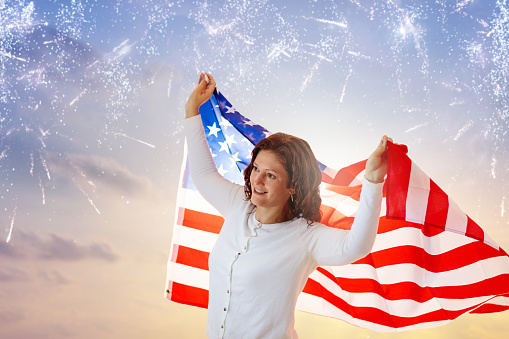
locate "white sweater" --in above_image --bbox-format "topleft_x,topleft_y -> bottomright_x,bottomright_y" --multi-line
184,115 -> 384,339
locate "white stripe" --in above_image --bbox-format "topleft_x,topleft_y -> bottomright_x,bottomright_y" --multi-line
296,293 -> 451,332
482,296 -> 509,307
445,197 -> 468,235
180,188 -> 221,216
167,262 -> 209,290
320,188 -> 360,217
406,162 -> 430,224
325,255 -> 509,287
380,197 -> 387,217
371,226 -> 477,255
307,269 -> 496,317
174,224 -> 218,252
482,232 -> 499,250
320,188 -> 387,218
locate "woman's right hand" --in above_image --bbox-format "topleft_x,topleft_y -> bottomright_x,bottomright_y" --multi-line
185,73 -> 216,118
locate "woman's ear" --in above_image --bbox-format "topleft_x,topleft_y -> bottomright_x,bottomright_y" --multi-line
289,188 -> 296,195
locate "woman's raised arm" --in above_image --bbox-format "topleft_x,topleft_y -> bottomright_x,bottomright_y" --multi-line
185,73 -> 216,119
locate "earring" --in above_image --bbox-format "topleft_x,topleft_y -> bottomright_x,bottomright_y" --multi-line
290,194 -> 294,202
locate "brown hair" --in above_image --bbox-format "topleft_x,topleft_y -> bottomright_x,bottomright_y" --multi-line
244,133 -> 322,224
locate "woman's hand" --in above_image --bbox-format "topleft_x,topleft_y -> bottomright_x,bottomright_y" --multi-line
364,135 -> 393,184
185,73 -> 216,119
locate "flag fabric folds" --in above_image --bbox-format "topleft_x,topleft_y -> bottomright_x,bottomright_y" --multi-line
165,90 -> 509,332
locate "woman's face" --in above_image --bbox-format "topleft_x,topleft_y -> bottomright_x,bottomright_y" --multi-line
249,150 -> 293,211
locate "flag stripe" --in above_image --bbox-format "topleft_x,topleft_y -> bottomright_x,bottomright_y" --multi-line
373,221 -> 477,253
170,281 -> 209,309
385,145 -> 411,221
358,241 -> 506,272
173,225 -> 218,252
169,262 -> 209,290
406,162 -> 430,225
424,180 -> 448,232
295,292 -> 451,332
181,208 -> 224,234
333,256 -> 509,287
179,188 -> 221,215
174,245 -> 210,271
309,268 -> 509,302
306,271 -> 507,315
472,304 -> 509,313
301,277 -> 480,329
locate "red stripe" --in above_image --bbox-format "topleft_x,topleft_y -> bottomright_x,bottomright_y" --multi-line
386,142 -> 412,220
322,184 -> 362,200
319,205 -> 353,230
302,278 -> 480,328
321,171 -> 334,184
316,262 -> 509,298
181,208 -> 224,234
471,304 -> 509,313
314,267 -> 434,303
377,217 -> 452,238
170,282 -> 209,309
423,180 -> 448,236
174,245 -> 210,271
355,240 -> 506,272
377,217 -> 420,234
313,266 -> 509,302
466,215 -> 485,243
331,160 -> 367,186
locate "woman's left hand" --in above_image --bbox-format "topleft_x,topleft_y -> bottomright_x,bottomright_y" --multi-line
364,135 -> 393,184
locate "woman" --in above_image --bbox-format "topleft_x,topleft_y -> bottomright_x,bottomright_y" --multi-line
184,73 -> 389,339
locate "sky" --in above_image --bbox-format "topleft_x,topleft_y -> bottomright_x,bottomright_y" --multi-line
0,0 -> 508,338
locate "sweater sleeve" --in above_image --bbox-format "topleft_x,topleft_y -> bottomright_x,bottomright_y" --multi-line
305,178 -> 384,266
183,115 -> 245,217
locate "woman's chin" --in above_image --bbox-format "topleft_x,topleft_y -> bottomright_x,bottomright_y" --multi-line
250,195 -> 265,207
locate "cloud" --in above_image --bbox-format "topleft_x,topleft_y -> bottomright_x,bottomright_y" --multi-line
0,230 -> 118,262
37,233 -> 117,262
0,241 -> 27,259
46,152 -> 155,197
38,270 -> 71,285
0,310 -> 25,324
0,266 -> 29,282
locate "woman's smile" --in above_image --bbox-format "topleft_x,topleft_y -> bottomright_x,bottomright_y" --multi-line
249,150 -> 294,222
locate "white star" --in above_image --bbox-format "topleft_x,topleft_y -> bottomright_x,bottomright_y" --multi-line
263,130 -> 273,138
242,119 -> 255,126
224,105 -> 236,114
207,122 -> 221,137
219,117 -> 233,130
224,134 -> 237,147
209,148 -> 217,158
245,152 -> 252,159
230,152 -> 241,167
218,140 -> 229,153
218,164 -> 228,176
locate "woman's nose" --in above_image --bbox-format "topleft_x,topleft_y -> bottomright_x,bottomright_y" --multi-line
253,171 -> 263,185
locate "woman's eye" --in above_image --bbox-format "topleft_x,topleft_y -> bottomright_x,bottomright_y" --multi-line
268,173 -> 275,179
253,166 -> 259,172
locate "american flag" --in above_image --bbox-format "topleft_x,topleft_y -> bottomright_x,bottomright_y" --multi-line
165,90 -> 509,331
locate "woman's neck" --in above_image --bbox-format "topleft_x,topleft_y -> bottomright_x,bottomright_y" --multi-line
254,204 -> 292,224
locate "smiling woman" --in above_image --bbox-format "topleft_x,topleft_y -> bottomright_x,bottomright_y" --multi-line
183,73 -> 389,339
244,134 -> 322,225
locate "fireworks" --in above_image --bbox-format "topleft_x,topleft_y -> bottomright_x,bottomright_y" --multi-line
1,0 -> 508,242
